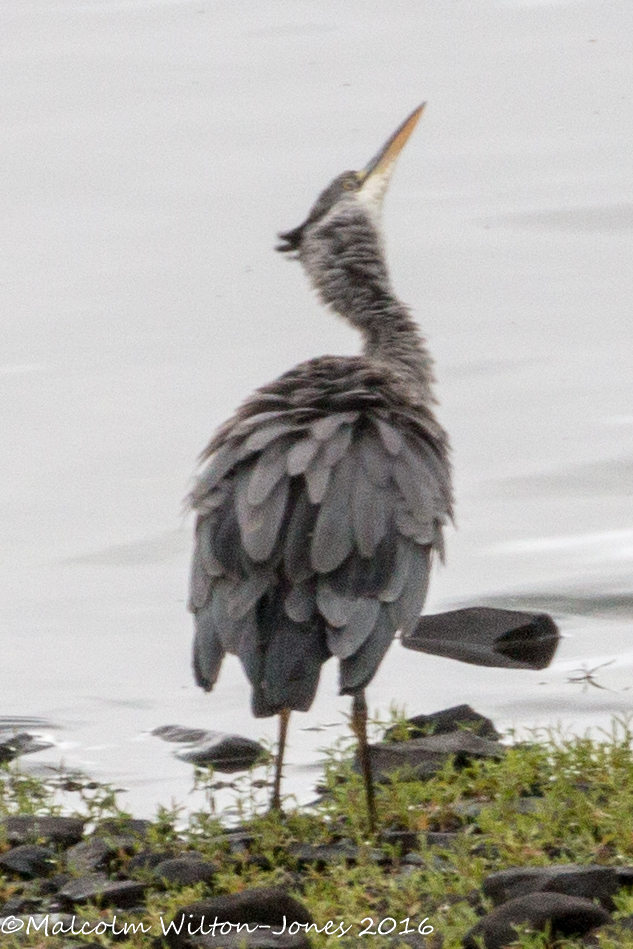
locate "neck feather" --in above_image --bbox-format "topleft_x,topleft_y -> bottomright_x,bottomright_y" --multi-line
301,202 -> 435,399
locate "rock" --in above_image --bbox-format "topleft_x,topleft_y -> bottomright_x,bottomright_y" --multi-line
364,731 -> 504,782
0,894 -> 42,915
288,841 -> 359,867
0,816 -> 85,848
0,913 -> 78,935
66,836 -> 135,874
174,733 -> 265,771
615,866 -> 633,886
402,607 -> 560,670
58,873 -> 146,908
387,706 -> 499,741
128,849 -> 176,874
0,844 -> 56,878
153,725 -> 211,743
223,830 -> 257,854
192,932 -> 309,947
426,832 -> 460,849
0,730 -> 53,762
482,864 -> 622,911
164,887 -> 313,949
581,914 -> 633,946
93,817 -> 152,839
380,830 -> 421,852
153,857 -> 217,886
463,892 -> 611,949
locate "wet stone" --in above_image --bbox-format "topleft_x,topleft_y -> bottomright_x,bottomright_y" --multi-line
153,725 -> 211,744
482,864 -> 622,911
93,817 -> 152,839
58,873 -> 147,908
365,731 -> 504,783
426,832 -> 460,849
0,894 -> 42,915
0,730 -> 53,763
164,887 -> 313,949
153,857 -> 217,886
175,733 -> 266,772
66,837 -> 124,874
0,844 -> 56,878
387,705 -> 499,741
288,842 -> 360,867
463,893 -> 611,949
1,815 -> 85,848
128,849 -> 176,874
380,829 -> 421,853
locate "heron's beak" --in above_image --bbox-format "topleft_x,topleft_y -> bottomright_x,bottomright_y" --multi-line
357,103 -> 425,206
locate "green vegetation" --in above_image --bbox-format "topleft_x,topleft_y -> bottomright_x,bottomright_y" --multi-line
3,717 -> 633,948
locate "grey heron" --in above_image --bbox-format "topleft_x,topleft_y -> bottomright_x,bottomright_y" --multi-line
188,105 -> 452,831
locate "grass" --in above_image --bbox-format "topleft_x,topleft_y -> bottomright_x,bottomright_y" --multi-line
3,717 -> 633,947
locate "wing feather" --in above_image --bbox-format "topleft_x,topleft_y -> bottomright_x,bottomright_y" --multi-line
339,607 -> 394,694
316,580 -> 358,628
327,599 -> 381,659
284,491 -> 317,583
247,438 -> 291,505
311,412 -> 359,440
287,436 -> 320,476
193,601 -> 226,691
239,475 -> 289,562
311,452 -> 355,573
373,418 -> 405,456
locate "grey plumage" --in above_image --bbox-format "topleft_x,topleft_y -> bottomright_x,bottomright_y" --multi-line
189,106 -> 452,803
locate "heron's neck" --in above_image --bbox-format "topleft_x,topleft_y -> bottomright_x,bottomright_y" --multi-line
305,207 -> 435,399
359,298 -> 435,397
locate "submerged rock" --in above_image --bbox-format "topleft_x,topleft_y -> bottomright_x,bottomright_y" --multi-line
153,725 -> 265,771
0,730 -> 53,762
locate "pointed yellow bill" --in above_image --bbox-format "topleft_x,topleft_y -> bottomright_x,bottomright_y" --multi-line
357,104 -> 425,207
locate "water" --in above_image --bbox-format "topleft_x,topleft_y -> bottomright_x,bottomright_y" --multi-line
1,0 -> 631,817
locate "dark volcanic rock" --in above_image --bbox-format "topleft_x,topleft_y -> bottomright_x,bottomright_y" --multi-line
58,873 -> 147,908
365,731 -> 503,782
0,844 -> 56,878
153,857 -> 217,886
1,816 -> 85,848
387,705 -> 499,742
463,892 -> 611,949
164,887 -> 313,949
482,864 -> 622,911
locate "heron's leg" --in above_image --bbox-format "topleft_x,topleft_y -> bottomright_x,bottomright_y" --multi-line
270,708 -> 291,812
351,691 -> 376,834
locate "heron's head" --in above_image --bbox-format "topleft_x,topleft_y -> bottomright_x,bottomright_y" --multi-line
276,104 -> 425,258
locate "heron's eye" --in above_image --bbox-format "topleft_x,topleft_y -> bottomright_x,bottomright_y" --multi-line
342,179 -> 356,191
